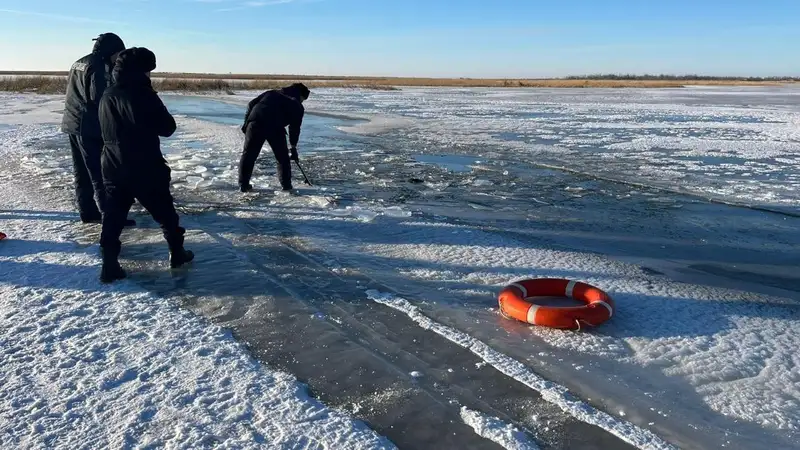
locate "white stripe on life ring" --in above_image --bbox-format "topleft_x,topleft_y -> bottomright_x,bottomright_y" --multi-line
526,304 -> 539,325
596,301 -> 614,318
511,282 -> 528,299
565,280 -> 578,298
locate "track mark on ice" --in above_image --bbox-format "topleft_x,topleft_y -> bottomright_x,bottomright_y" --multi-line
366,289 -> 677,450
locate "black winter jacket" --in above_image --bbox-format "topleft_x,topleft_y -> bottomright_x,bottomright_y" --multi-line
61,33 -> 126,138
99,48 -> 176,182
243,84 -> 307,147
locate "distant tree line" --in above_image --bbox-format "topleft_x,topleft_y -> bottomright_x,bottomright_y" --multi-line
565,74 -> 800,81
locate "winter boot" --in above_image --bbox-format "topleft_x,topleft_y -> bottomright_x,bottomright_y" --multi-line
166,227 -> 194,268
99,246 -> 126,283
170,248 -> 194,268
240,183 -> 253,193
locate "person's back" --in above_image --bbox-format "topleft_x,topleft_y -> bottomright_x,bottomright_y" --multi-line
61,53 -> 102,137
247,89 -> 305,129
62,33 -> 125,139
99,51 -> 176,181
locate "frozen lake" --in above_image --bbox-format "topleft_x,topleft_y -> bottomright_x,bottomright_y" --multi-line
2,87 -> 799,449
304,86 -> 800,215
159,90 -> 800,298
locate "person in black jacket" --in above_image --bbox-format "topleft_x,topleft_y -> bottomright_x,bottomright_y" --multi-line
61,32 -> 134,226
97,47 -> 194,283
238,83 -> 310,192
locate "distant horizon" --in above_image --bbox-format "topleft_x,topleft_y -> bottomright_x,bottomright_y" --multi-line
2,1 -> 799,77
1,70 -> 798,81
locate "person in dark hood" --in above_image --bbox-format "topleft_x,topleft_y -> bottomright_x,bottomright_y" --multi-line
97,47 -> 194,283
61,32 -> 135,226
238,83 -> 310,192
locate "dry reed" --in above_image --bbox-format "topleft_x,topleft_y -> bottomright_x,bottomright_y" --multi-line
1,73 -> 796,94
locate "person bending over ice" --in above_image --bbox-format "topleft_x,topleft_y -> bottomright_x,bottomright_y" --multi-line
97,47 -> 194,283
238,83 -> 310,193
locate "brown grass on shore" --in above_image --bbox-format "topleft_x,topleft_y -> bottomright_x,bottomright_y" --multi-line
3,70 -> 797,83
0,76 -> 401,94
0,76 -> 68,94
1,74 -> 797,94
349,78 -> 797,88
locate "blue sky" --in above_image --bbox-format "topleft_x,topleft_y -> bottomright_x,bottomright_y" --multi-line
1,0 -> 799,76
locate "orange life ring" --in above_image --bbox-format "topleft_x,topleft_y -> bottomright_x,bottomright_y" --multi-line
498,278 -> 614,330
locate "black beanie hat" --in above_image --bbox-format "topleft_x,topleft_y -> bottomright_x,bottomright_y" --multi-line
115,47 -> 157,73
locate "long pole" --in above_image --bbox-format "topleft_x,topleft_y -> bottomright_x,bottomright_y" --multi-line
295,160 -> 312,185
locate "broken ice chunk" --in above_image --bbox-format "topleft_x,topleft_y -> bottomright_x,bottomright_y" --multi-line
383,206 -> 412,218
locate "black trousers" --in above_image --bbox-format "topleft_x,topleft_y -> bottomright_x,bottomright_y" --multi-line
100,170 -> 184,256
238,123 -> 292,190
68,134 -> 106,219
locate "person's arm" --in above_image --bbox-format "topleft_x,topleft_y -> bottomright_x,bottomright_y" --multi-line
144,91 -> 177,137
288,103 -> 304,149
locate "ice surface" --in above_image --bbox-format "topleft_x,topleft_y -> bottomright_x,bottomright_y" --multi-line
300,86 -> 800,212
0,94 -> 64,126
329,205 -> 413,221
413,154 -> 477,173
179,110 -> 795,446
3,90 -> 800,449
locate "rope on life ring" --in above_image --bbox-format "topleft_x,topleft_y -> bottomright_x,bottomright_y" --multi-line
498,278 -> 614,330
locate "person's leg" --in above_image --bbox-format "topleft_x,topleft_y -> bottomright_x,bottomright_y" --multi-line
99,180 -> 134,283
76,136 -> 107,213
238,123 -> 267,191
69,134 -> 101,221
134,176 -> 194,268
79,136 -> 136,227
266,131 -> 292,190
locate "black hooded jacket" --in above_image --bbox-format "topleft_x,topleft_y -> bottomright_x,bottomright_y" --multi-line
99,47 -> 177,181
61,33 -> 126,138
243,83 -> 309,147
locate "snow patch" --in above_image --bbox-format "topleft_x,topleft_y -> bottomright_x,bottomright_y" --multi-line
460,407 -> 540,450
0,251 -> 394,449
0,143 -> 394,448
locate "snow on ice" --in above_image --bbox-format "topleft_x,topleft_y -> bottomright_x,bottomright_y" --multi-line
304,86 -> 800,211
0,257 -> 392,449
2,87 -> 800,449
0,93 -> 394,449
460,407 -> 541,450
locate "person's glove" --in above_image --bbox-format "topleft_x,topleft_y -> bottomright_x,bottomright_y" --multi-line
290,147 -> 299,162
